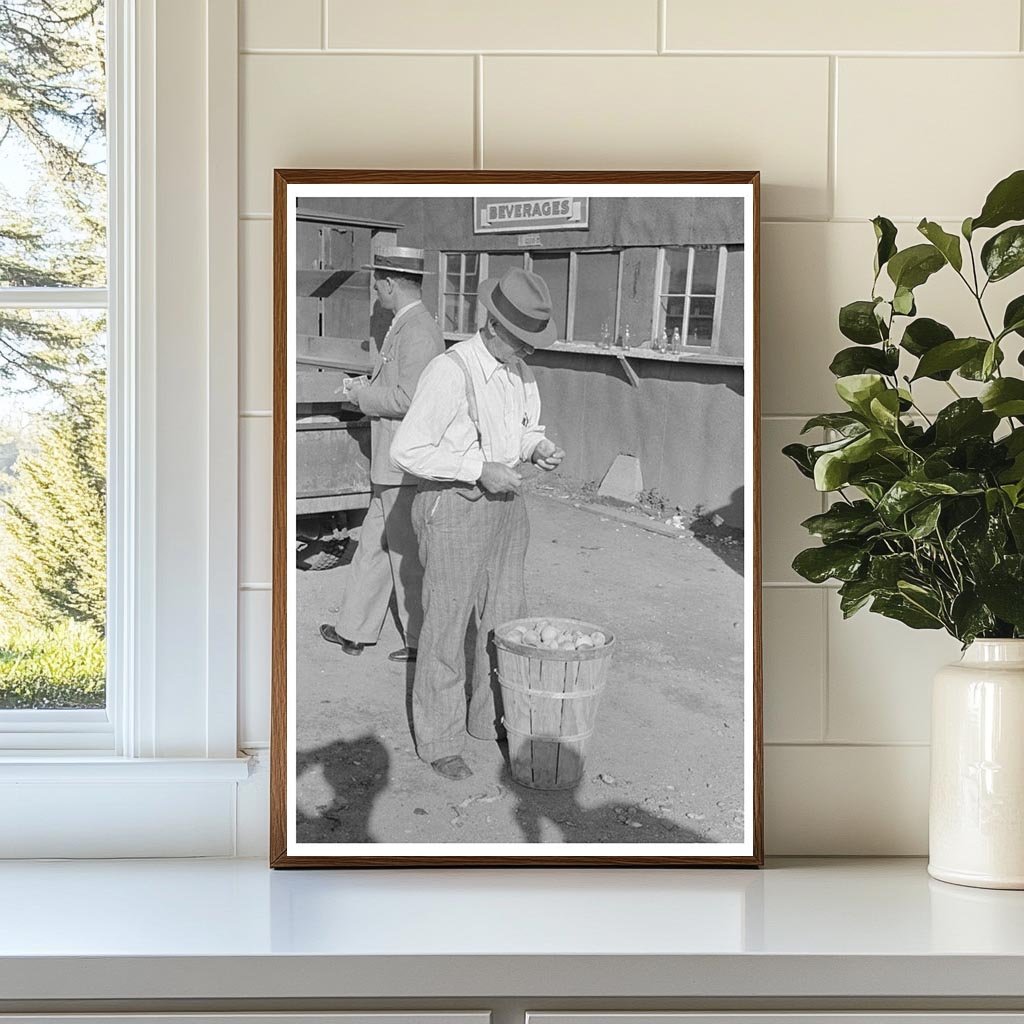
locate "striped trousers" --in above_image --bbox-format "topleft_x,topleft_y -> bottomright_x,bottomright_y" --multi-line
410,482 -> 529,764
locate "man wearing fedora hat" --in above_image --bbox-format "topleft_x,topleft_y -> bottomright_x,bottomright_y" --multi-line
320,245 -> 443,662
391,267 -> 566,780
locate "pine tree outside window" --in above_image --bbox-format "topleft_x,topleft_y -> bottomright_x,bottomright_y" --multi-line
0,2 -> 109,726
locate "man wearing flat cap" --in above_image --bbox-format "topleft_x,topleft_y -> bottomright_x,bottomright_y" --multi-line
320,246 -> 443,662
391,267 -> 566,780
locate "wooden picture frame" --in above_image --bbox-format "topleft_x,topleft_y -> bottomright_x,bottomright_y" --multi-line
271,170 -> 762,867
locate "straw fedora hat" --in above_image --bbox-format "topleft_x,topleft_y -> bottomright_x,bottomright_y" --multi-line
362,245 -> 427,277
478,267 -> 558,349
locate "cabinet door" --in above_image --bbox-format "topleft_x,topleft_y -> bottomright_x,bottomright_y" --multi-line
528,1016 -> 1024,1024
0,1015 -> 489,1024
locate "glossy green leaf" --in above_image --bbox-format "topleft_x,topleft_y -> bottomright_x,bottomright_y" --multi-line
900,317 -> 954,360
871,594 -> 943,630
814,450 -> 851,491
887,244 -> 946,291
908,500 -> 942,539
800,413 -> 866,435
782,442 -> 815,479
877,479 -> 958,523
971,168 -> 1024,232
959,344 -> 1004,381
979,378 -> 1024,418
1002,295 -> 1024,340
962,216 -> 974,241
976,576 -> 1024,629
933,399 -> 999,444
800,501 -> 879,543
892,286 -> 916,316
911,338 -> 987,381
829,345 -> 900,378
839,300 -> 887,345
792,542 -> 866,584
917,219 -> 963,272
835,373 -> 887,413
981,225 -> 1024,282
872,216 -> 898,277
950,593 -> 996,644
838,578 -> 883,617
982,341 -> 1001,381
868,389 -> 902,431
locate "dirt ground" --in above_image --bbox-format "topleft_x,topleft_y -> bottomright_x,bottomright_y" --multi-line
295,486 -> 746,846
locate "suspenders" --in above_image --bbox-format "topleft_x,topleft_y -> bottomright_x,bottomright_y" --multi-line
445,347 -> 482,445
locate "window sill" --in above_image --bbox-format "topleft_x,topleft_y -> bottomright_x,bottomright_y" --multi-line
441,333 -> 743,366
0,755 -> 252,782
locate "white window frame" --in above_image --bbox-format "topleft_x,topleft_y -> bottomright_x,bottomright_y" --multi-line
0,0 -> 248,857
654,244 -> 728,351
0,6 -> 123,752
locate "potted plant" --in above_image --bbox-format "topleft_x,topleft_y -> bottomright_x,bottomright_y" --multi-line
784,169 -> 1024,889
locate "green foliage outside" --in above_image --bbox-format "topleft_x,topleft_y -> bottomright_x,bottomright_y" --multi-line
784,170 -> 1024,645
0,620 -> 104,709
0,1 -> 107,707
0,379 -> 106,633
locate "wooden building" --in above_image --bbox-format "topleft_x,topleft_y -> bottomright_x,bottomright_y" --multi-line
296,196 -> 747,528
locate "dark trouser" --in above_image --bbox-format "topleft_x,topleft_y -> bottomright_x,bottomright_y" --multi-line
410,482 -> 529,764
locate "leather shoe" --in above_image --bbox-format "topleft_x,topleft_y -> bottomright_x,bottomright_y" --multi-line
430,755 -> 473,781
388,647 -> 417,663
319,624 -> 364,656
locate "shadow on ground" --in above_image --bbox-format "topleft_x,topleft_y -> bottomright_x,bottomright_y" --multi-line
499,743 -> 707,844
295,734 -> 390,844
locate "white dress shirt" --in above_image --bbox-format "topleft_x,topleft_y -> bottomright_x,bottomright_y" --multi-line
390,332 -> 547,484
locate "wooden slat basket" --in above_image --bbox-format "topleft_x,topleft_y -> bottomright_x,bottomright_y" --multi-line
494,617 -> 615,791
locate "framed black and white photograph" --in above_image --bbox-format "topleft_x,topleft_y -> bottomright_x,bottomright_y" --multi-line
271,171 -> 762,867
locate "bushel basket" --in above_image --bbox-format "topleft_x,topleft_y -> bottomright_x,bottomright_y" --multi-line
494,616 -> 615,791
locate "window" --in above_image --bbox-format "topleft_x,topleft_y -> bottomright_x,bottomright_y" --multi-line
439,250 -> 620,346
0,2 -> 108,716
572,250 -> 619,343
656,245 -> 726,349
529,252 -> 570,340
443,252 -> 480,334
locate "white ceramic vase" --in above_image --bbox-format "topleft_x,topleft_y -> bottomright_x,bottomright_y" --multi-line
929,639 -> 1024,889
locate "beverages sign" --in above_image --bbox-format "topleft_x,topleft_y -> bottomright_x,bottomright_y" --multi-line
474,197 -> 589,234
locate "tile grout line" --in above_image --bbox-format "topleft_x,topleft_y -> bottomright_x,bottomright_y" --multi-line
765,740 -> 931,748
237,47 -> 1024,57
321,0 -> 328,50
474,55 -> 484,169
820,587 -> 831,743
827,55 -> 838,221
658,0 -> 666,54
1021,0 -> 1024,52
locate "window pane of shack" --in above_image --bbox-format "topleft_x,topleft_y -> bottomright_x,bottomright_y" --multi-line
691,247 -> 720,295
445,253 -> 462,292
573,251 -> 618,342
530,252 -> 569,339
663,247 -> 690,294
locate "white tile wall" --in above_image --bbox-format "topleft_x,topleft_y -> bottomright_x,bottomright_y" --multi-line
240,219 -> 272,412
236,3 -> 1024,853
836,58 -> 1024,220
483,56 -> 831,220
665,0 -> 1021,53
326,0 -> 660,51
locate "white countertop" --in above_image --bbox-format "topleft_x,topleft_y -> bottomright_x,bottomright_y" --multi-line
1,857 -> 1023,1001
